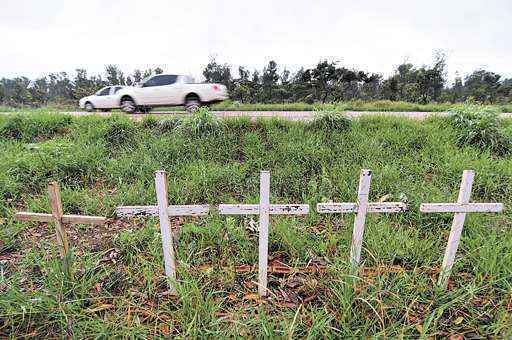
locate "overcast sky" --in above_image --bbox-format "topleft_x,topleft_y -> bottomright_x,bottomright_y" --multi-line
1,0 -> 510,82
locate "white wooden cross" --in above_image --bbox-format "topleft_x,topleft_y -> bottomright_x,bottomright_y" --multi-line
420,170 -> 504,288
116,170 -> 209,294
317,169 -> 407,269
15,181 -> 106,275
218,170 -> 309,297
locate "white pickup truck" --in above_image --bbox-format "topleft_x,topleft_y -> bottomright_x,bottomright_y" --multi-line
116,74 -> 228,113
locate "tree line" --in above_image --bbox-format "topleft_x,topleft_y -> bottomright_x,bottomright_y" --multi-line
1,54 -> 511,107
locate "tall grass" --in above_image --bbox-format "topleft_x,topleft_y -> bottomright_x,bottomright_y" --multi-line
0,113 -> 511,337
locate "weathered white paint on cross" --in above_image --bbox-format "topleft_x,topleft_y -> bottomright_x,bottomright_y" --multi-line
115,170 -> 209,294
420,170 -> 503,288
15,181 -> 106,275
317,169 -> 407,269
219,171 -> 309,297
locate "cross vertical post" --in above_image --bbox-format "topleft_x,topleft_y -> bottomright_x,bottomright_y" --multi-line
420,170 -> 504,288
350,169 -> 371,268
155,170 -> 177,294
47,181 -> 69,258
258,171 -> 270,297
439,170 -> 473,287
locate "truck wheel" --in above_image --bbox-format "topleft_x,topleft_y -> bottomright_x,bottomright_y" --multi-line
185,97 -> 200,113
121,98 -> 137,113
85,102 -> 94,112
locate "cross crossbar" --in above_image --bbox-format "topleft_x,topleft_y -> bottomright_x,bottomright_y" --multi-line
218,204 -> 309,215
420,203 -> 503,213
116,205 -> 210,217
16,212 -> 106,225
317,202 -> 407,213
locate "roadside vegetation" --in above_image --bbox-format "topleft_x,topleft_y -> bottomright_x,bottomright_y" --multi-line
2,54 -> 512,110
0,106 -> 511,337
1,100 -> 512,114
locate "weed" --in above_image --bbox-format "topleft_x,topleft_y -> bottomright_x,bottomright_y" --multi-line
100,115 -> 137,148
449,104 -> 511,156
308,109 -> 352,131
179,106 -> 224,136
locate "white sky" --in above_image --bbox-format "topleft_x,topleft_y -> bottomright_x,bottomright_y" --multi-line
1,0 -> 510,83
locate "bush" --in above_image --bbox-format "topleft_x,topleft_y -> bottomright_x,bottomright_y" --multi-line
308,110 -> 351,131
179,107 -> 223,136
449,104 -> 511,155
0,114 -> 72,141
156,118 -> 181,133
101,115 -> 137,148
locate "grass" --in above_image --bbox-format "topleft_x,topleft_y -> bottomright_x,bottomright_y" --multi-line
0,112 -> 511,337
2,100 -> 512,113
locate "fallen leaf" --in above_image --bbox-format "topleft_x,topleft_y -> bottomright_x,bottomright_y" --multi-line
302,294 -> 317,304
86,304 -> 114,313
243,293 -> 260,301
228,293 -> 237,301
161,324 -> 170,335
415,324 -> 423,333
378,194 -> 391,202
94,283 -> 102,293
454,316 -> 464,325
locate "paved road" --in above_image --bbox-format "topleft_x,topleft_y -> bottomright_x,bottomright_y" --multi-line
61,110 -> 512,121
1,110 -> 511,121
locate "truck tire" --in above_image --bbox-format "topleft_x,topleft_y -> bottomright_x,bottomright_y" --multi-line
185,96 -> 200,113
85,102 -> 94,112
121,97 -> 137,113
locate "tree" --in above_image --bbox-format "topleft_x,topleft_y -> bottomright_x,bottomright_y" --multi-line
262,60 -> 279,102
105,65 -> 124,85
464,69 -> 501,103
202,57 -> 233,90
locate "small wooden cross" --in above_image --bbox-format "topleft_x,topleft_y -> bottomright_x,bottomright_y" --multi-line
116,170 -> 209,294
420,170 -> 504,288
15,181 -> 106,275
317,169 -> 407,269
219,171 -> 309,297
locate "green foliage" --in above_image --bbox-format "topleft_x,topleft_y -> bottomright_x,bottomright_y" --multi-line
100,115 -> 137,148
179,107 -> 223,136
0,113 -> 72,141
1,113 -> 512,337
3,55 -> 512,108
308,110 -> 352,131
155,117 -> 181,133
449,104 -> 511,155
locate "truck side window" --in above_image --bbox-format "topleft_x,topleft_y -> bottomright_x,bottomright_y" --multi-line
98,87 -> 111,96
143,75 -> 177,87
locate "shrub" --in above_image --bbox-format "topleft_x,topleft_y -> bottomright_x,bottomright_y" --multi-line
139,116 -> 158,129
179,107 -> 223,136
101,115 -> 137,148
0,114 -> 72,141
308,109 -> 351,132
449,104 -> 511,155
156,118 -> 181,133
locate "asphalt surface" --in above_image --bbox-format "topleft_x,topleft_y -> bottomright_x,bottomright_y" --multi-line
1,110 -> 511,121
61,110 -> 512,121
